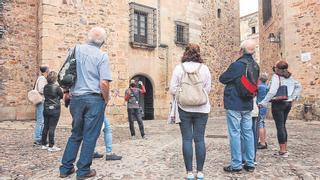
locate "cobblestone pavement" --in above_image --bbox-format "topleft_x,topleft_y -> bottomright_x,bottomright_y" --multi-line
0,117 -> 320,180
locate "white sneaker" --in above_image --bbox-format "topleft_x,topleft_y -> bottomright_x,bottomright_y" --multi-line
197,171 -> 204,179
48,146 -> 61,152
273,151 -> 289,158
187,172 -> 195,180
41,145 -> 49,150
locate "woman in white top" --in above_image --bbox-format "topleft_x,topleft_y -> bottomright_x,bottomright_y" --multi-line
259,60 -> 301,158
169,44 -> 211,180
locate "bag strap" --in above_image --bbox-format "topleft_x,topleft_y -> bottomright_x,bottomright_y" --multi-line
181,63 -> 202,74
34,76 -> 40,91
278,75 -> 281,86
70,45 -> 77,59
48,98 -> 59,105
129,88 -> 139,102
196,64 -> 202,73
181,63 -> 187,73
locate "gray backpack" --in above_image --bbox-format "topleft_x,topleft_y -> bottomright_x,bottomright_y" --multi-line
177,64 -> 208,106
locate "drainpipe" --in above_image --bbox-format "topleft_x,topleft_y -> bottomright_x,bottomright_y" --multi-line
159,44 -> 169,90
158,0 -> 169,90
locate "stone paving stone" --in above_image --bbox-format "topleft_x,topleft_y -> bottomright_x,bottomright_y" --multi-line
0,118 -> 320,179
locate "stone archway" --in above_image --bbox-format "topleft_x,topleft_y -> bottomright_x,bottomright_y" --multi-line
130,75 -> 154,120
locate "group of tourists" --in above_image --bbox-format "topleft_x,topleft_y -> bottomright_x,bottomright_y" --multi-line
30,27 -> 301,179
169,39 -> 301,179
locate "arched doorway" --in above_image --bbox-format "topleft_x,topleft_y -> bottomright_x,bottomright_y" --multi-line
130,75 -> 154,120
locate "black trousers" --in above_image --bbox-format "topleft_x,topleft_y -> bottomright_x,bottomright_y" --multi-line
128,108 -> 145,137
271,101 -> 292,144
41,109 -> 60,147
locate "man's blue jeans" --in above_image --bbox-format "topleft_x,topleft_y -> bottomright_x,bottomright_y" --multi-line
242,117 -> 258,162
59,95 -> 105,177
34,102 -> 44,142
178,108 -> 208,172
103,116 -> 112,153
226,109 -> 255,169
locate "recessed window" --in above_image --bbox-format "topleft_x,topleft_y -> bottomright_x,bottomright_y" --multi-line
134,11 -> 148,44
251,26 -> 256,34
262,0 -> 272,24
175,21 -> 189,45
217,9 -> 221,18
129,3 -> 157,49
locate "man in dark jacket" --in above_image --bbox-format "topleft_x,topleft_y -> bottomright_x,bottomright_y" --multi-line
219,39 -> 259,173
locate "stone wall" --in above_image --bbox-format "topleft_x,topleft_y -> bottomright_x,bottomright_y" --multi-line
38,0 -> 240,122
0,0 -> 39,120
240,12 -> 260,62
200,0 -> 240,116
0,0 -> 240,122
259,0 -> 320,120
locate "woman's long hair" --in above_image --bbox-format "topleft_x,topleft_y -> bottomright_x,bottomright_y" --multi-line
181,44 -> 203,63
273,60 -> 291,78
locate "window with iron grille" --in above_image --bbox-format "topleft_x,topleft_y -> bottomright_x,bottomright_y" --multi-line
134,11 -> 148,44
129,3 -> 157,49
175,21 -> 189,45
262,0 -> 272,25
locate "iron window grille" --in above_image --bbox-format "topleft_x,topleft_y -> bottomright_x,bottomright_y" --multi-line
262,0 -> 272,25
129,2 -> 157,49
175,21 -> 189,45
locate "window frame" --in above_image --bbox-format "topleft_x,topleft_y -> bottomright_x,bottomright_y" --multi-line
251,26 -> 256,34
262,0 -> 272,25
134,11 -> 148,44
174,21 -> 189,46
129,2 -> 157,49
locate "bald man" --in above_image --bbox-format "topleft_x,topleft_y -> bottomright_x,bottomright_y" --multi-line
219,39 -> 260,173
59,27 -> 112,179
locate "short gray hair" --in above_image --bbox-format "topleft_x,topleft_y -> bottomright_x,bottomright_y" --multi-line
87,27 -> 107,46
259,72 -> 268,83
240,39 -> 256,55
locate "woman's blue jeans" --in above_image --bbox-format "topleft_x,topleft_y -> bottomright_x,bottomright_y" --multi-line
178,108 -> 208,172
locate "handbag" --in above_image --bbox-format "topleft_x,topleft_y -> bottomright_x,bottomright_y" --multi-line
270,75 -> 288,102
167,96 -> 181,124
27,77 -> 43,105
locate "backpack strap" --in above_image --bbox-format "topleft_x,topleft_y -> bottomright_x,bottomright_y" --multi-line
196,64 -> 202,73
181,63 -> 202,73
129,88 -> 139,102
181,63 -> 187,73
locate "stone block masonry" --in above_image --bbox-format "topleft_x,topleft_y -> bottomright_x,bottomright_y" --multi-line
0,0 -> 240,122
0,0 -> 39,121
259,0 -> 320,120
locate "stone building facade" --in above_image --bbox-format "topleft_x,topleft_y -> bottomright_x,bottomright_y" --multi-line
240,12 -> 260,63
259,0 -> 320,120
0,0 -> 240,122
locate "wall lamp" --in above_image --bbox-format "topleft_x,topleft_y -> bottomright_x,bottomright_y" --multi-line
268,32 -> 281,43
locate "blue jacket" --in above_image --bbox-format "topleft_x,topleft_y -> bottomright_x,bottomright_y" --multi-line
219,54 -> 256,111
